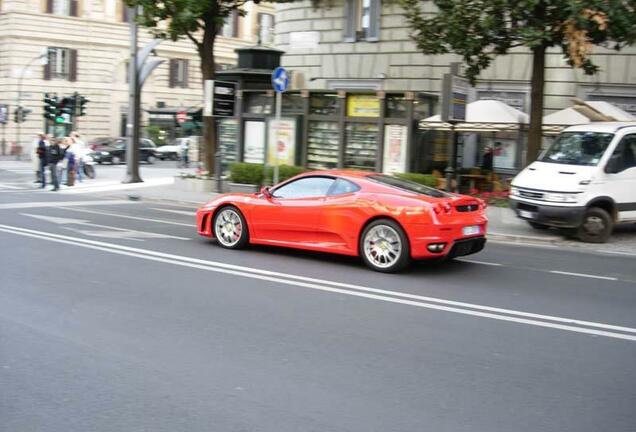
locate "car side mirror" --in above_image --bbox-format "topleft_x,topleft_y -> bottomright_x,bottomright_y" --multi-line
605,155 -> 622,174
260,186 -> 272,198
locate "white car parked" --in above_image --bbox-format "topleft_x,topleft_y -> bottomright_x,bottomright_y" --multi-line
510,122 -> 636,243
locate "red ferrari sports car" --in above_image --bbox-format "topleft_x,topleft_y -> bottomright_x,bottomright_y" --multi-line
196,170 -> 487,272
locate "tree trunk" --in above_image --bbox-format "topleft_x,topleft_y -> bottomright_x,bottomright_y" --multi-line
199,28 -> 217,177
527,44 -> 546,167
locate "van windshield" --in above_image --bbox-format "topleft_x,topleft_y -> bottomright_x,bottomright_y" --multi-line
541,132 -> 614,166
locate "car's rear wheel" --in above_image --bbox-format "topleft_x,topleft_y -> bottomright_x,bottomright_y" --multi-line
146,155 -> 156,164
213,206 -> 249,249
111,156 -> 121,165
360,219 -> 410,273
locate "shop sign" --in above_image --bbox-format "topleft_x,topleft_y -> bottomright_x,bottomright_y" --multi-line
347,95 -> 380,118
383,124 -> 408,174
267,118 -> 296,166
204,80 -> 236,117
441,74 -> 469,122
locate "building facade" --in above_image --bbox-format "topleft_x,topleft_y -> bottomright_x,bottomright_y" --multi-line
273,0 -> 636,174
0,0 -> 275,155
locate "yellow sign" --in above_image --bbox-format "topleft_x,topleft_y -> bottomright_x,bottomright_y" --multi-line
347,95 -> 380,118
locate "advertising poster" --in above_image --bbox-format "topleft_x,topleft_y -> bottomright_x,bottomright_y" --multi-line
382,124 -> 408,174
493,139 -> 516,169
347,95 -> 380,118
243,121 -> 265,164
267,118 -> 296,166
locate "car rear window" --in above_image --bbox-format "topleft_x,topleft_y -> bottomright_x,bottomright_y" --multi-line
368,174 -> 449,198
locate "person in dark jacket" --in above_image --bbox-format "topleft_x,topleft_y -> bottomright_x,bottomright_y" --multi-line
36,134 -> 48,188
48,139 -> 63,191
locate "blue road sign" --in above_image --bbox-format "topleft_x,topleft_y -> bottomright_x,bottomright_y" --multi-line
272,67 -> 289,93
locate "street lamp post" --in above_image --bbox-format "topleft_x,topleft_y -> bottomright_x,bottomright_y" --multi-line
15,52 -> 48,160
124,6 -> 164,184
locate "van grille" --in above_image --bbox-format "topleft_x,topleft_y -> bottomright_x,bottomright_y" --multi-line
519,189 -> 544,200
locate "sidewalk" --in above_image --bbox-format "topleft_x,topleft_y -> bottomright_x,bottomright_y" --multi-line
100,179 -> 635,256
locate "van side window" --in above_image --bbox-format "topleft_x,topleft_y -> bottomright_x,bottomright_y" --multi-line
610,135 -> 636,173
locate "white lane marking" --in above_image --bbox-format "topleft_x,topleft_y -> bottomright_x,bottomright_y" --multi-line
456,259 -> 502,267
150,207 -> 197,216
0,183 -> 24,190
549,270 -> 618,281
21,213 -> 191,240
65,207 -> 193,227
0,223 -> 635,342
58,177 -> 174,194
0,200 -> 136,210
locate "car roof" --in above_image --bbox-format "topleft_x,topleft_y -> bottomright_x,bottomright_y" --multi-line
564,122 -> 636,134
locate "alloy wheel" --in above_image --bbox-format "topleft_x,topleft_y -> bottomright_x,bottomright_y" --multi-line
214,208 -> 243,247
363,225 -> 403,269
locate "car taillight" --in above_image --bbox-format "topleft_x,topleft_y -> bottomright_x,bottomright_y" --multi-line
433,202 -> 452,214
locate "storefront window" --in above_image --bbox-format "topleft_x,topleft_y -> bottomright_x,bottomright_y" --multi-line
386,95 -> 407,119
282,93 -> 305,115
310,93 -> 339,116
345,123 -> 378,170
243,92 -> 273,115
307,121 -> 339,169
414,95 -> 436,119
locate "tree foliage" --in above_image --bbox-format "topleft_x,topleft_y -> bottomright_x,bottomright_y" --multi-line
400,0 -> 636,84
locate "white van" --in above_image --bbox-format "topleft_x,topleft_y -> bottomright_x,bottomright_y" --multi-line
510,122 -> 636,243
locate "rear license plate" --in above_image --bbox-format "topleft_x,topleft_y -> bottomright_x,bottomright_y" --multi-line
519,210 -> 536,219
462,225 -> 480,236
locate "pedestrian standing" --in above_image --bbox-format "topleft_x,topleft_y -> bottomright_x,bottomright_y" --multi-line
70,131 -> 86,182
65,137 -> 77,186
36,133 -> 48,188
48,139 -> 63,191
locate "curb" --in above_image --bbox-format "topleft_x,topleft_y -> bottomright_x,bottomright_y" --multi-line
487,232 -> 565,246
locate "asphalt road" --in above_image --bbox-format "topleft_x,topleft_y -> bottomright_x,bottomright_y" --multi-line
1,163 -> 635,432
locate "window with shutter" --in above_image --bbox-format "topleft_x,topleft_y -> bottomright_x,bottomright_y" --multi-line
49,0 -> 73,16
169,59 -> 189,88
46,47 -> 73,80
343,0 -> 381,42
258,13 -> 275,46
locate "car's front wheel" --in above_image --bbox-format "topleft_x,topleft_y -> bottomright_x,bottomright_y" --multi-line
146,155 -> 156,164
213,206 -> 249,249
577,207 -> 612,243
111,156 -> 121,165
360,219 -> 410,273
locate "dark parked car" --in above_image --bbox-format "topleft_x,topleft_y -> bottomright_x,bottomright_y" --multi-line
89,138 -> 158,164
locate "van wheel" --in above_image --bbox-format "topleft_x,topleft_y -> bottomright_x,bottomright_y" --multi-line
577,207 -> 612,243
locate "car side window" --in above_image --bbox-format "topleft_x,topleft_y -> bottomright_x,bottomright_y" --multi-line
328,178 -> 360,196
273,177 -> 335,199
609,135 -> 636,173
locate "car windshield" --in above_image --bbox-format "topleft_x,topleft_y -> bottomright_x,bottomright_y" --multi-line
540,132 -> 614,166
368,175 -> 449,198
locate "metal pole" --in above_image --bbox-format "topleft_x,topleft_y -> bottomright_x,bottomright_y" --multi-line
273,91 -> 281,185
124,6 -> 142,183
445,122 -> 456,192
215,149 -> 223,193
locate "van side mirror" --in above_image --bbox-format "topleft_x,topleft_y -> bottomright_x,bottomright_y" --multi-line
260,186 -> 272,198
604,154 -> 622,174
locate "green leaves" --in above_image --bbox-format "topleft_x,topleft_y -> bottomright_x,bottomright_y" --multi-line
400,0 -> 636,80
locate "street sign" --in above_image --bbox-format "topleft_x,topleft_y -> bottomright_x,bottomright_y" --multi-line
272,67 -> 289,93
441,73 -> 469,122
176,110 -> 187,124
203,80 -> 236,117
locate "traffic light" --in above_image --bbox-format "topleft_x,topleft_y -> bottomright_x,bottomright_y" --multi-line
74,93 -> 89,117
57,96 -> 74,124
13,106 -> 32,123
43,93 -> 59,122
